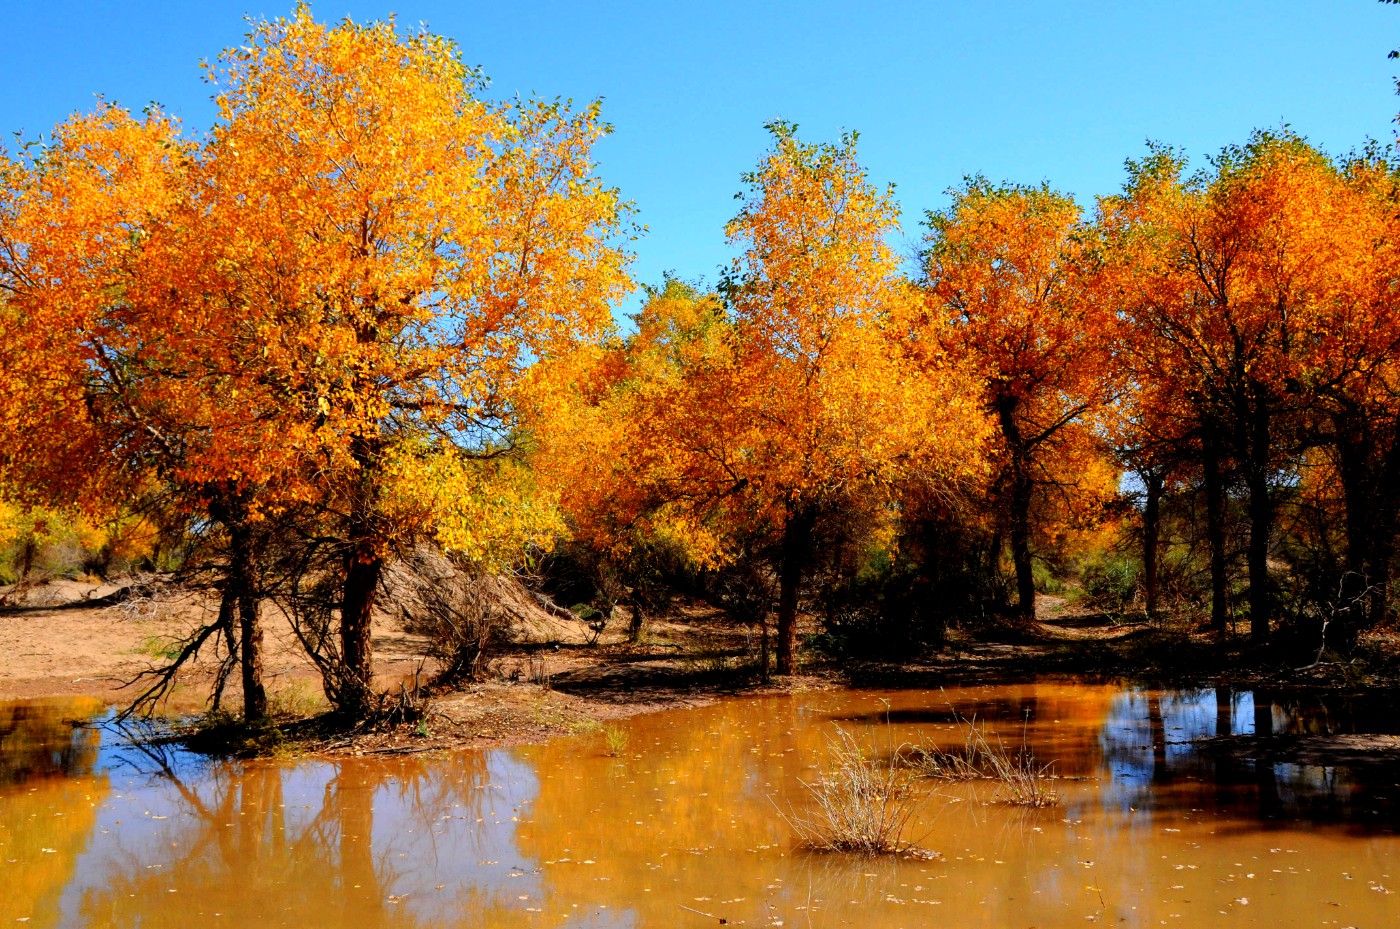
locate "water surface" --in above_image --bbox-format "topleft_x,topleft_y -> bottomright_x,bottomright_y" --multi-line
2,683 -> 1398,927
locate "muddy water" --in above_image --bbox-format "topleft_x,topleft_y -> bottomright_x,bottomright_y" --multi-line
3,684 -> 1400,928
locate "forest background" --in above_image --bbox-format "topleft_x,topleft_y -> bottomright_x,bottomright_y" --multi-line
5,1 -> 1400,725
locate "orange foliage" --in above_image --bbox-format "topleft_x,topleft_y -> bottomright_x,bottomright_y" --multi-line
534,125 -> 987,672
0,7 -> 632,712
916,180 -> 1120,618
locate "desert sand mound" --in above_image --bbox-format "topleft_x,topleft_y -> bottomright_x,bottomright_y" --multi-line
379,549 -> 598,646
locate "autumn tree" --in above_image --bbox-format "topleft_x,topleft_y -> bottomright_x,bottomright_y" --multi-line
1302,154 -> 1400,646
187,8 -> 630,714
0,100 -> 320,718
920,180 -> 1119,625
523,276 -> 728,627
538,125 -> 986,674
0,8 -> 630,719
1103,134 -> 1383,642
725,125 -> 988,671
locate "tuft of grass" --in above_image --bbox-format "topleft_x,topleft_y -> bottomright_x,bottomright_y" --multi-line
907,719 -> 1059,807
781,726 -> 926,856
905,723 -> 988,781
527,653 -> 552,689
137,635 -> 182,662
601,723 -> 629,757
267,681 -> 324,718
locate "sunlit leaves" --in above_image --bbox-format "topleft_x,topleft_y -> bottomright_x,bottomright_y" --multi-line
0,6 -> 632,573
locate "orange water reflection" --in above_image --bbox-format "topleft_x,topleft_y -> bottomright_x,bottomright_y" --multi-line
2,684 -> 1399,928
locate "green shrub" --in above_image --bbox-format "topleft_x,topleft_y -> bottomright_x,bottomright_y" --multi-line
1080,552 -> 1141,615
812,576 -> 947,660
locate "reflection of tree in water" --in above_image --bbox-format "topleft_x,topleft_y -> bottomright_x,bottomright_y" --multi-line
72,750 -> 545,929
0,698 -> 108,928
1096,687 -> 1400,830
0,697 -> 104,787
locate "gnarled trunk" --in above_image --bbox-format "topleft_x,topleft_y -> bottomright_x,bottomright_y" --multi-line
228,521 -> 267,721
340,545 -> 382,717
627,595 -> 646,644
210,492 -> 266,722
1333,409 -> 1400,652
996,396 -> 1037,625
339,435 -> 384,717
1244,403 -> 1272,642
1141,469 -> 1164,622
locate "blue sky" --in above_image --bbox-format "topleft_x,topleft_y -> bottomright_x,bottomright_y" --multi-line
2,1 -> 1397,309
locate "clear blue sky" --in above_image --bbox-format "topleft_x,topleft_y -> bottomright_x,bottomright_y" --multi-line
2,1 -> 1397,309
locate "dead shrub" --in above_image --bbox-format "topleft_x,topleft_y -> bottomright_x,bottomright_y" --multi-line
392,548 -> 507,690
907,718 -> 1059,807
781,726 -> 928,855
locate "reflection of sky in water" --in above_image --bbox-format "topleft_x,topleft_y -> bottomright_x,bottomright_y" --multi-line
1093,688 -> 1361,822
41,725 -> 552,927
372,751 -> 545,925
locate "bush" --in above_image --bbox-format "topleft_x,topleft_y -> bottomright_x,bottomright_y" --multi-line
1079,551 -> 1142,615
390,548 -> 507,689
1032,559 -> 1066,595
812,575 -> 947,660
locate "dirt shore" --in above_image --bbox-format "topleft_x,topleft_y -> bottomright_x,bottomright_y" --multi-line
5,577 -> 1399,759
0,577 -> 839,756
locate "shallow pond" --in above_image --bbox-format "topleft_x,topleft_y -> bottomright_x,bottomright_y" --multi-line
3,682 -> 1400,928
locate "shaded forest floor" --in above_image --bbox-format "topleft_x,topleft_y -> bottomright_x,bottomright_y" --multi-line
4,575 -> 1399,758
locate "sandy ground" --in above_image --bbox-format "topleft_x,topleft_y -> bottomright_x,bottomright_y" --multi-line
7,576 -> 1399,759
0,576 -> 778,755
0,578 -> 435,709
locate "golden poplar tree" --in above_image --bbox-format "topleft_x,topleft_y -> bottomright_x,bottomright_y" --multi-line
1103,133 -> 1382,640
0,8 -> 631,717
538,125 -> 986,674
921,180 -> 1118,624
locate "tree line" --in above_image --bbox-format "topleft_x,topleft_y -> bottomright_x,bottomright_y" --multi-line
4,8 -> 1400,720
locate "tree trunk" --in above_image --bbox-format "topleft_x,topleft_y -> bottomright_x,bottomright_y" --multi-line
1369,534 -> 1394,632
987,530 -> 1005,611
1333,409 -> 1400,650
18,532 -> 36,582
1008,474 -> 1037,625
339,435 -> 384,717
758,617 -> 771,684
997,397 -> 1036,625
776,504 -> 817,676
210,582 -> 239,713
627,595 -> 645,644
1245,404 -> 1272,642
340,547 -> 382,717
228,521 -> 267,721
1203,441 -> 1229,636
1141,469 -> 1164,622
1367,413 -> 1400,628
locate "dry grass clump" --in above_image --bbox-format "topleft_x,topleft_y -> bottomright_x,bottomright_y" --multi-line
905,722 -> 987,781
782,726 -> 926,855
907,719 -> 1059,807
601,723 -> 630,757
